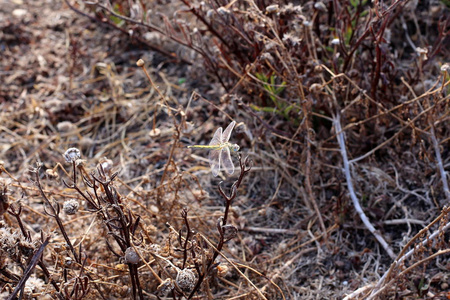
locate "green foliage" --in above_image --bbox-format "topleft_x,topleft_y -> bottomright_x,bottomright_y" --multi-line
110,3 -> 125,26
253,73 -> 300,124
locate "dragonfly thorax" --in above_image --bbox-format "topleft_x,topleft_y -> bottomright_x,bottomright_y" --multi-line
231,144 -> 240,152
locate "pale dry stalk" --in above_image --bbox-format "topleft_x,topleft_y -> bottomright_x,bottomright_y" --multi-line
333,113 -> 396,259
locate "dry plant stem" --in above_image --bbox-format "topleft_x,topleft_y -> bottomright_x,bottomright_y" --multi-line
180,209 -> 191,270
65,0 -> 184,63
368,249 -> 450,299
198,233 -> 270,300
64,163 -> 143,300
7,236 -> 50,300
430,124 -> 450,201
366,207 -> 450,299
8,204 -> 61,294
333,113 -> 396,259
343,284 -> 375,300
34,167 -> 79,261
187,156 -> 252,299
138,59 -> 181,194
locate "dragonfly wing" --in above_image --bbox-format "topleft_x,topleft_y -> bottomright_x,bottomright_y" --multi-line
209,127 -> 223,146
221,121 -> 236,143
220,147 -> 234,175
208,148 -> 221,177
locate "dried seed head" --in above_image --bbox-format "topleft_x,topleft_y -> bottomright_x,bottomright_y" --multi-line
331,38 -> 340,45
115,264 -> 128,272
416,47 -> 428,59
53,244 -> 66,253
63,199 -> 79,215
99,157 -> 114,173
216,264 -> 229,277
221,224 -> 238,241
136,59 -> 145,67
314,2 -> 328,12
156,278 -> 175,296
63,148 -> 81,163
309,83 -> 323,94
45,168 -> 59,179
64,256 -> 73,267
176,268 -> 196,292
56,121 -> 76,132
148,128 -> 161,138
124,247 -> 140,264
266,4 -> 279,13
441,63 -> 450,73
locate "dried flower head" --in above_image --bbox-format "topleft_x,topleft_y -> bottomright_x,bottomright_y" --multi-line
216,264 -> 229,277
63,148 -> 81,163
136,59 -> 145,67
63,199 -> 79,215
331,38 -> 340,45
57,121 -> 76,132
99,157 -> 114,174
314,2 -> 328,12
64,256 -> 73,267
416,47 -> 428,59
266,4 -> 279,14
45,168 -> 59,179
176,268 -> 196,292
148,128 -> 161,138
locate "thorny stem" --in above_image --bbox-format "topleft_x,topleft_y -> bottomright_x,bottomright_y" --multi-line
187,155 -> 252,299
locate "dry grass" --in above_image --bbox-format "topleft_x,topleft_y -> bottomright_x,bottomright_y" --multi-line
0,0 -> 449,299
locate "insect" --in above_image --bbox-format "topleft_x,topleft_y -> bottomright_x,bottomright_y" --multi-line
188,121 -> 240,177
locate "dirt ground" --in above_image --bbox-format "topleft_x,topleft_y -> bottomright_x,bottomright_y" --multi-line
1,0 -> 450,299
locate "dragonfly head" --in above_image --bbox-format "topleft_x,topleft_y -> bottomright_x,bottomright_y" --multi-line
231,144 -> 240,152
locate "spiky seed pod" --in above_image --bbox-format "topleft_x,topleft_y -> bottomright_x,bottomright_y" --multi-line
63,199 -> 79,215
176,268 -> 196,292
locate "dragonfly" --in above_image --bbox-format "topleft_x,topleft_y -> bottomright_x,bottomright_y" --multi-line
188,121 -> 240,177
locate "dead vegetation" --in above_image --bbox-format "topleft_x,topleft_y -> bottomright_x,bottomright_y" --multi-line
0,0 -> 449,299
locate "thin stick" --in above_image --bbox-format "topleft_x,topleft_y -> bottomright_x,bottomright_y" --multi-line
333,113 -> 396,259
7,237 -> 50,300
430,124 -> 450,201
366,207 -> 450,299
